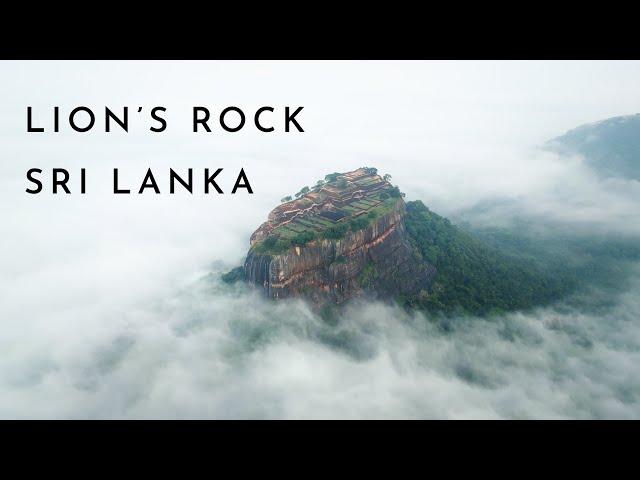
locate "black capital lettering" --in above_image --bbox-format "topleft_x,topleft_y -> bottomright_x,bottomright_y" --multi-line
193,107 -> 211,132
232,168 -> 253,194
69,107 -> 95,133
27,107 -> 44,132
220,107 -> 245,132
254,106 -> 274,132
205,168 -> 223,193
105,107 -> 128,132
113,168 -> 130,194
285,106 -> 304,132
26,168 -> 42,193
150,107 -> 167,132
170,169 -> 193,193
138,168 -> 160,194
53,168 -> 71,194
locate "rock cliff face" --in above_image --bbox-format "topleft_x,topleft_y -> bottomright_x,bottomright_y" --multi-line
243,168 -> 436,304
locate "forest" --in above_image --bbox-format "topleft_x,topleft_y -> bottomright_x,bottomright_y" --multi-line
403,200 -> 640,315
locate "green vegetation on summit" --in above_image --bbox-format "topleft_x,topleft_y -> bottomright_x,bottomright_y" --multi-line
250,167 -> 402,255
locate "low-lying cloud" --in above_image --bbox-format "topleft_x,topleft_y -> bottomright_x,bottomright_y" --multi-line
2,61 -> 640,418
2,265 -> 639,419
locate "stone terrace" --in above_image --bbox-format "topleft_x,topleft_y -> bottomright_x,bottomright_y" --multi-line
250,168 -> 394,245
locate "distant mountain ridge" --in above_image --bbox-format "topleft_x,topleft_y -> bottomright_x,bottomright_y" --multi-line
547,113 -> 640,179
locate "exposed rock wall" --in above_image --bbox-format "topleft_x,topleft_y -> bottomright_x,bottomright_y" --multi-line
244,199 -> 436,304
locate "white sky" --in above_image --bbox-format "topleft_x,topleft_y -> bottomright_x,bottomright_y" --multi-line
2,60 -> 640,288
1,61 -> 639,418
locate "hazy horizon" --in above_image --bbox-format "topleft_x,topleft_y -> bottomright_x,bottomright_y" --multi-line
1,61 -> 639,418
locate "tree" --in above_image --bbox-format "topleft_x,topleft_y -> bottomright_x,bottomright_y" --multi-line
281,195 -> 292,203
296,186 -> 310,197
262,236 -> 277,249
336,178 -> 348,189
389,186 -> 402,198
292,230 -> 316,246
348,216 -> 369,231
221,266 -> 245,284
383,174 -> 392,182
325,172 -> 340,183
322,223 -> 349,240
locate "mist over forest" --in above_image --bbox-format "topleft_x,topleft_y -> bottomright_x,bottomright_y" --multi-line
1,61 -> 639,418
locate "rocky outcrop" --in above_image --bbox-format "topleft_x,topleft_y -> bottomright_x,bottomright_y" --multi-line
244,198 -> 436,304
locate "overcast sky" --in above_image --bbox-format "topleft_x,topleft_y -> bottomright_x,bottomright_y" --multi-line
1,61 -> 639,418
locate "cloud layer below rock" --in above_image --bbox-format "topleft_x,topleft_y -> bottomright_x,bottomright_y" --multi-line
2,268 -> 639,419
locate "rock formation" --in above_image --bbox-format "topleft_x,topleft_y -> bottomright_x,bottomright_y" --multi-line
242,168 -> 436,304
